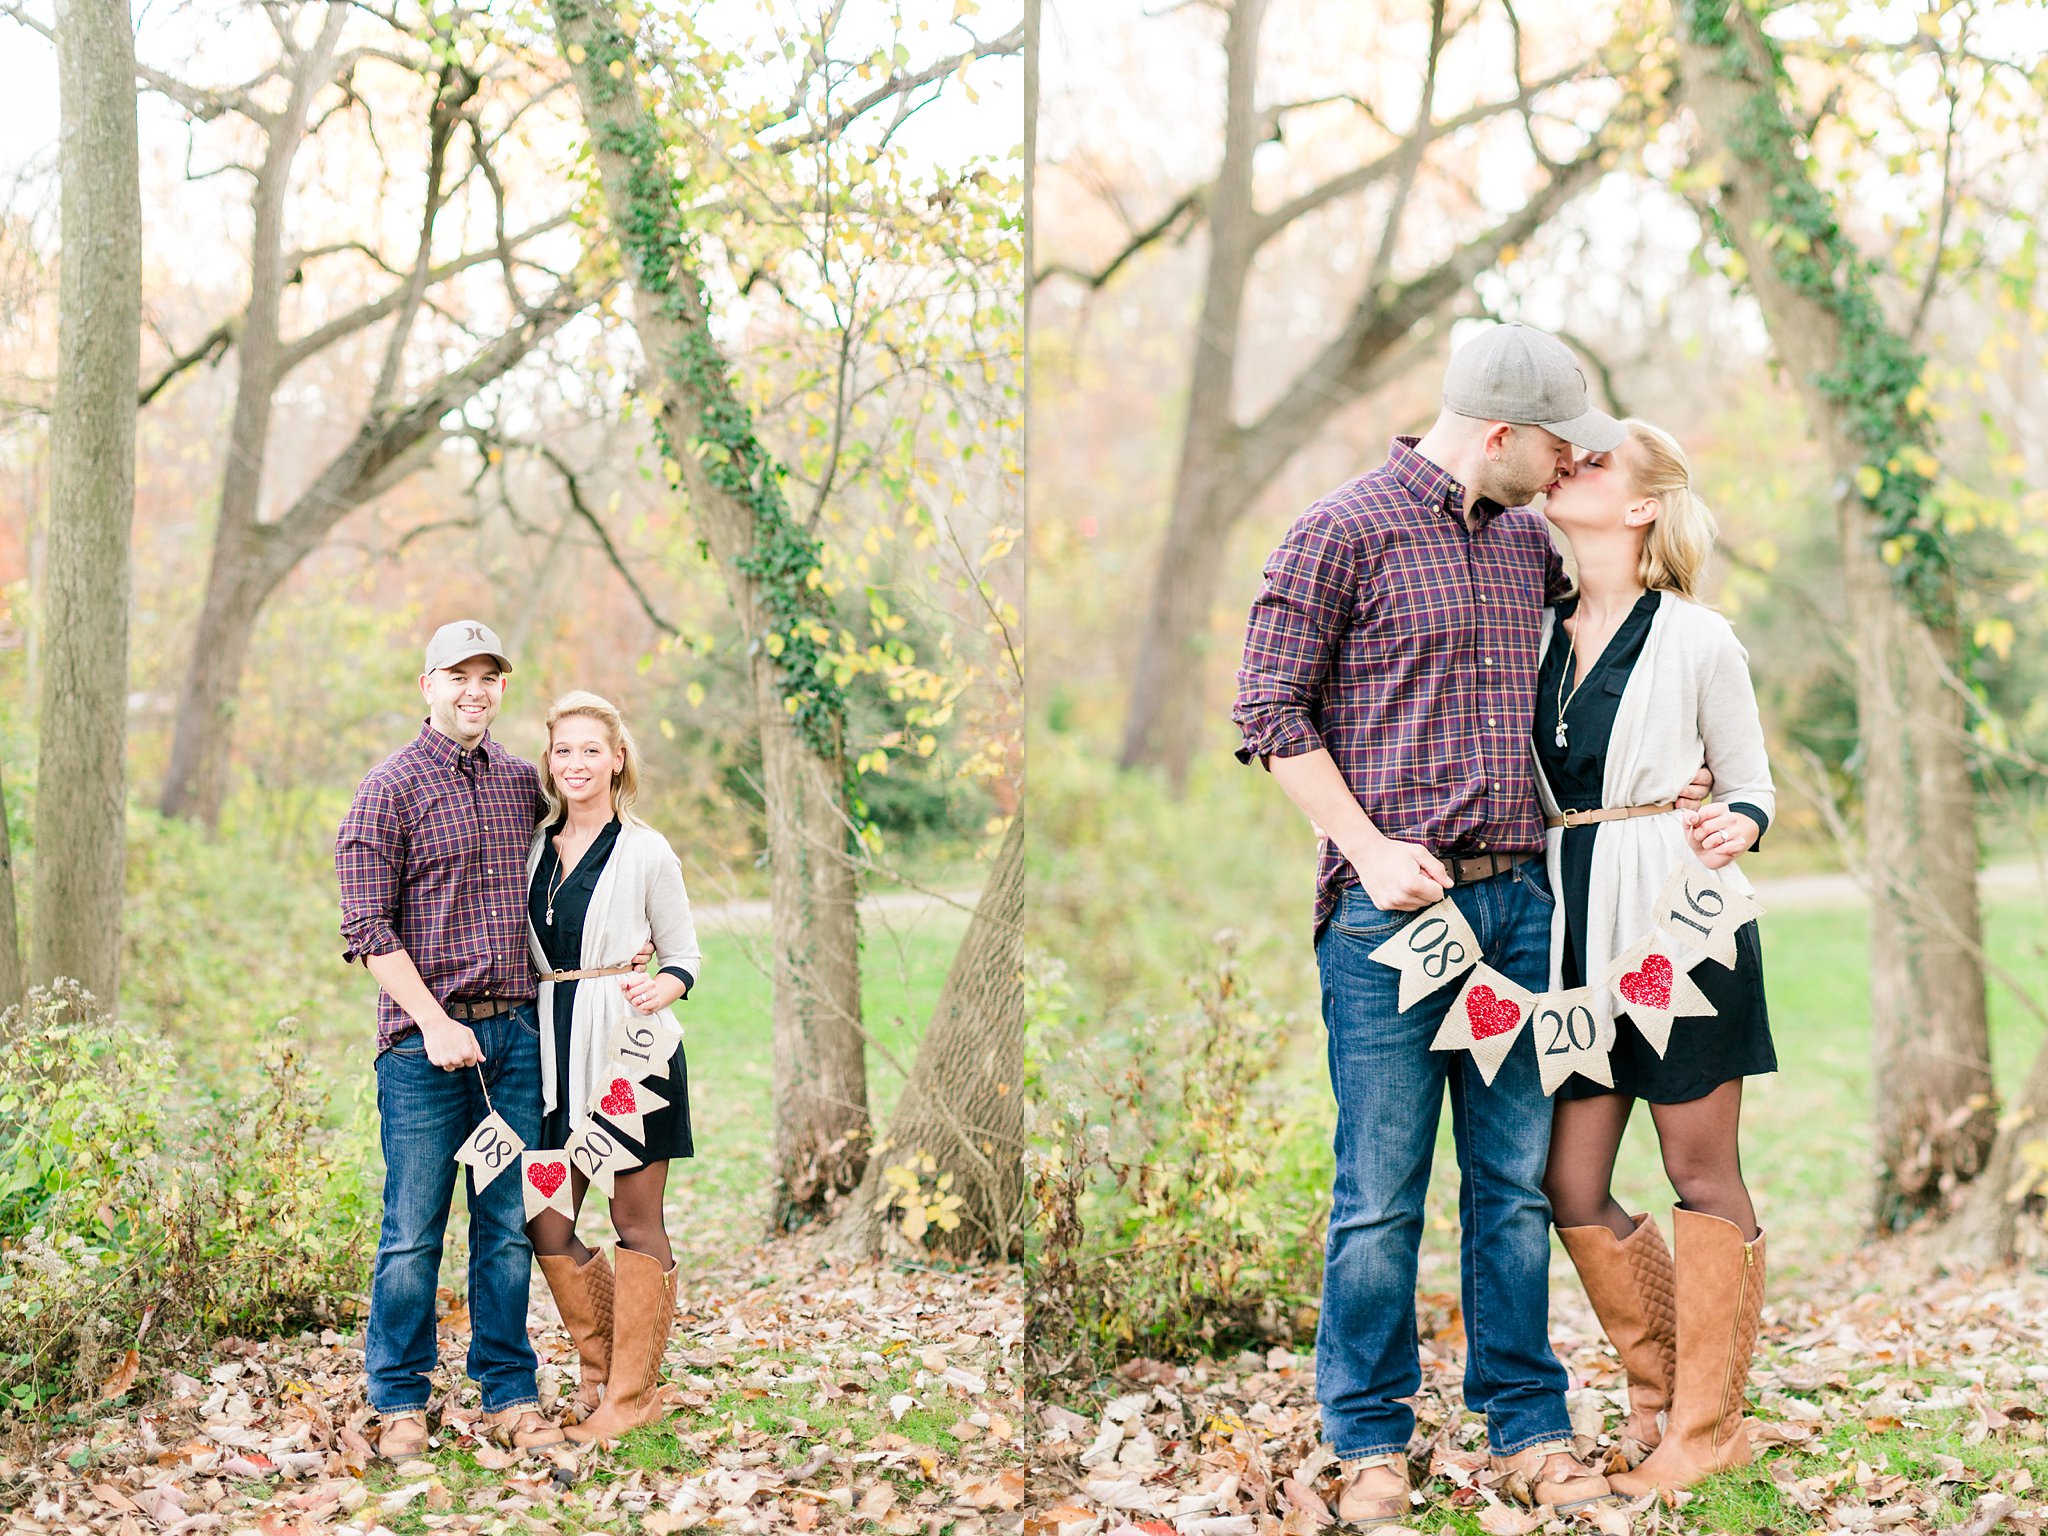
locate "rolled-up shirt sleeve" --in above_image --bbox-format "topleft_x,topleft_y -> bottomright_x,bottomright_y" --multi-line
336,777 -> 405,964
1233,506 -> 1359,767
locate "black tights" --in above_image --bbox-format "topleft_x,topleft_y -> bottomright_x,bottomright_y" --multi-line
527,1159 -> 673,1269
1544,1080 -> 1758,1240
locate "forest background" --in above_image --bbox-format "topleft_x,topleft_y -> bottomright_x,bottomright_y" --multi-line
0,13 -> 1030,1521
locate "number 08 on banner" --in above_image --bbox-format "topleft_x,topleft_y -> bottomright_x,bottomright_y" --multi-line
1368,896 -> 1481,1012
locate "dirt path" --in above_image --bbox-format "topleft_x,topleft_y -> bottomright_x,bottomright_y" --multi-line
1750,859 -> 2040,910
692,886 -> 982,932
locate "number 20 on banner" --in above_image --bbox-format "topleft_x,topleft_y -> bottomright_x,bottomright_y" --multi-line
1533,987 -> 1615,1095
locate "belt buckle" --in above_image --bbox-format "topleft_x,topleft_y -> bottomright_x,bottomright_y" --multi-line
1561,807 -> 1579,830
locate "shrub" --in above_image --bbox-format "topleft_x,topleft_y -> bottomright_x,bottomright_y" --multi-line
1026,940 -> 1329,1382
0,983 -> 375,1411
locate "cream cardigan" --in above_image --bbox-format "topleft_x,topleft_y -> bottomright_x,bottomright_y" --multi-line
525,819 -> 701,1130
1533,591 -> 1775,996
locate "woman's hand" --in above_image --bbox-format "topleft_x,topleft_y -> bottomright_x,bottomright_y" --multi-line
1683,805 -> 1759,869
619,970 -> 686,1014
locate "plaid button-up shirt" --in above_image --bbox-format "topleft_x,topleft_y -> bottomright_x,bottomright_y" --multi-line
1233,437 -> 1572,937
336,724 -> 546,1049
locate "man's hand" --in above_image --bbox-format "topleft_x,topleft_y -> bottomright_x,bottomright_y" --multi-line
1347,835 -> 1454,912
420,1015 -> 485,1070
1682,806 -> 1758,870
1676,763 -> 1714,812
631,940 -> 655,969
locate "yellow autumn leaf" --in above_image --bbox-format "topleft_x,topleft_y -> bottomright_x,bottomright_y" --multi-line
1854,465 -> 1885,500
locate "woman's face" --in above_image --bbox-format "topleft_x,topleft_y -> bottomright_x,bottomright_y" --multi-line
549,715 -> 624,811
1543,440 -> 1650,536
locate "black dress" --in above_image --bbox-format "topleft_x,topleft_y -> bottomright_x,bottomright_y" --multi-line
1537,594 -> 1777,1104
530,817 -> 695,1159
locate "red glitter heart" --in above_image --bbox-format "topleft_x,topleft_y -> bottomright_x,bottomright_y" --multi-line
527,1160 -> 566,1198
1465,985 -> 1522,1040
1619,953 -> 1674,1011
600,1078 -> 637,1118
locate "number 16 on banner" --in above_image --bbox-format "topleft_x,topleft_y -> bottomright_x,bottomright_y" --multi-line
1369,896 -> 1481,1012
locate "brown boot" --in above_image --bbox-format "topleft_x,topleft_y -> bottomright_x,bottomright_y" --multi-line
537,1249 -> 614,1422
1558,1213 -> 1676,1463
564,1246 -> 675,1446
1332,1453 -> 1412,1529
1609,1208 -> 1765,1496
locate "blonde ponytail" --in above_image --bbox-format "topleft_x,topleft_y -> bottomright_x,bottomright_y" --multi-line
1625,419 -> 1718,599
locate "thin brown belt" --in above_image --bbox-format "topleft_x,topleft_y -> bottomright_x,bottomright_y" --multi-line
1544,801 -> 1677,831
543,963 -> 642,982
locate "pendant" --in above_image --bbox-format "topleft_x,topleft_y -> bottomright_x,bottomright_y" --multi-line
1554,723 -> 1568,749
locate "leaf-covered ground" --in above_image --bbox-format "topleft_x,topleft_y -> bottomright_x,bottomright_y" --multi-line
1,1235 -> 1026,1536
1031,1236 -> 2048,1536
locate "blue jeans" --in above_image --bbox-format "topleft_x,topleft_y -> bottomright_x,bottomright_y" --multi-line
367,1005 -> 544,1415
1313,863 -> 1570,1458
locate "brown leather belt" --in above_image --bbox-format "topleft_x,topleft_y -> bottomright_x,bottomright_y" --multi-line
1439,850 -> 1539,886
446,997 -> 521,1021
543,963 -> 641,983
1544,801 -> 1677,831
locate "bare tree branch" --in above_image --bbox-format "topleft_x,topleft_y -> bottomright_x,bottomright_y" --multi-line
275,210 -> 574,376
531,443 -> 679,636
768,23 -> 1024,150
139,320 -> 235,406
1033,188 -> 1202,289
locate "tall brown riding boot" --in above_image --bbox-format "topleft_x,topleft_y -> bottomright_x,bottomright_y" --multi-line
1558,1213 -> 1676,1463
537,1249 -> 614,1422
564,1246 -> 676,1446
1609,1208 -> 1765,1496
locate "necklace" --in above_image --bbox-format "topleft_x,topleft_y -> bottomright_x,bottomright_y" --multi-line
545,830 -> 586,926
1554,623 -> 1595,750
544,852 -> 567,926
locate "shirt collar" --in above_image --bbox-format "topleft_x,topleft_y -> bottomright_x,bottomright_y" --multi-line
414,720 -> 494,774
1388,434 -> 1509,529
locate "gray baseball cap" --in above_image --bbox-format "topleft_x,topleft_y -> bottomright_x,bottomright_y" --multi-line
1442,323 -> 1624,452
423,619 -> 513,675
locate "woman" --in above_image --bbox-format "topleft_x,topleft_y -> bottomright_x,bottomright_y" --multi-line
1534,421 -> 1773,1495
524,691 -> 700,1446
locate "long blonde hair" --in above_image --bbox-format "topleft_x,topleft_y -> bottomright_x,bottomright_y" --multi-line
538,690 -> 644,828
1624,419 -> 1718,599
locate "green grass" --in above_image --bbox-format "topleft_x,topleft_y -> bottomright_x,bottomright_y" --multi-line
123,813 -> 969,1266
1033,738 -> 2048,1284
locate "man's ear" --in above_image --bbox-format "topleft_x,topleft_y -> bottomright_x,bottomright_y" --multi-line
418,672 -> 433,703
1484,422 -> 1516,461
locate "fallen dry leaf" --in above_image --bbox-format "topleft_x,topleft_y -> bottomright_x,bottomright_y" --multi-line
100,1349 -> 142,1401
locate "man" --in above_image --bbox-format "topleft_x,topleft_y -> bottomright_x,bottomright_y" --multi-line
1233,325 -> 1704,1522
337,620 -> 563,1456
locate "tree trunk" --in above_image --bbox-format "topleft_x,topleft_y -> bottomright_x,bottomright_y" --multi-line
758,685 -> 870,1222
158,281 -> 577,829
1954,1007 -> 2048,1264
1679,6 -> 1992,1226
1114,0 -> 1607,788
33,0 -> 140,1003
834,813 -> 1026,1261
1120,467 -> 1248,784
1116,0 -> 1264,787
0,754 -> 24,1020
157,4 -> 345,828
547,0 -> 870,1225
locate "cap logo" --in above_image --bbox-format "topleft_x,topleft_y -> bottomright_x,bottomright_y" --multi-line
462,624 -> 485,642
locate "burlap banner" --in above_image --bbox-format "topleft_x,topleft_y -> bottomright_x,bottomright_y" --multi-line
1372,863 -> 1764,1093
